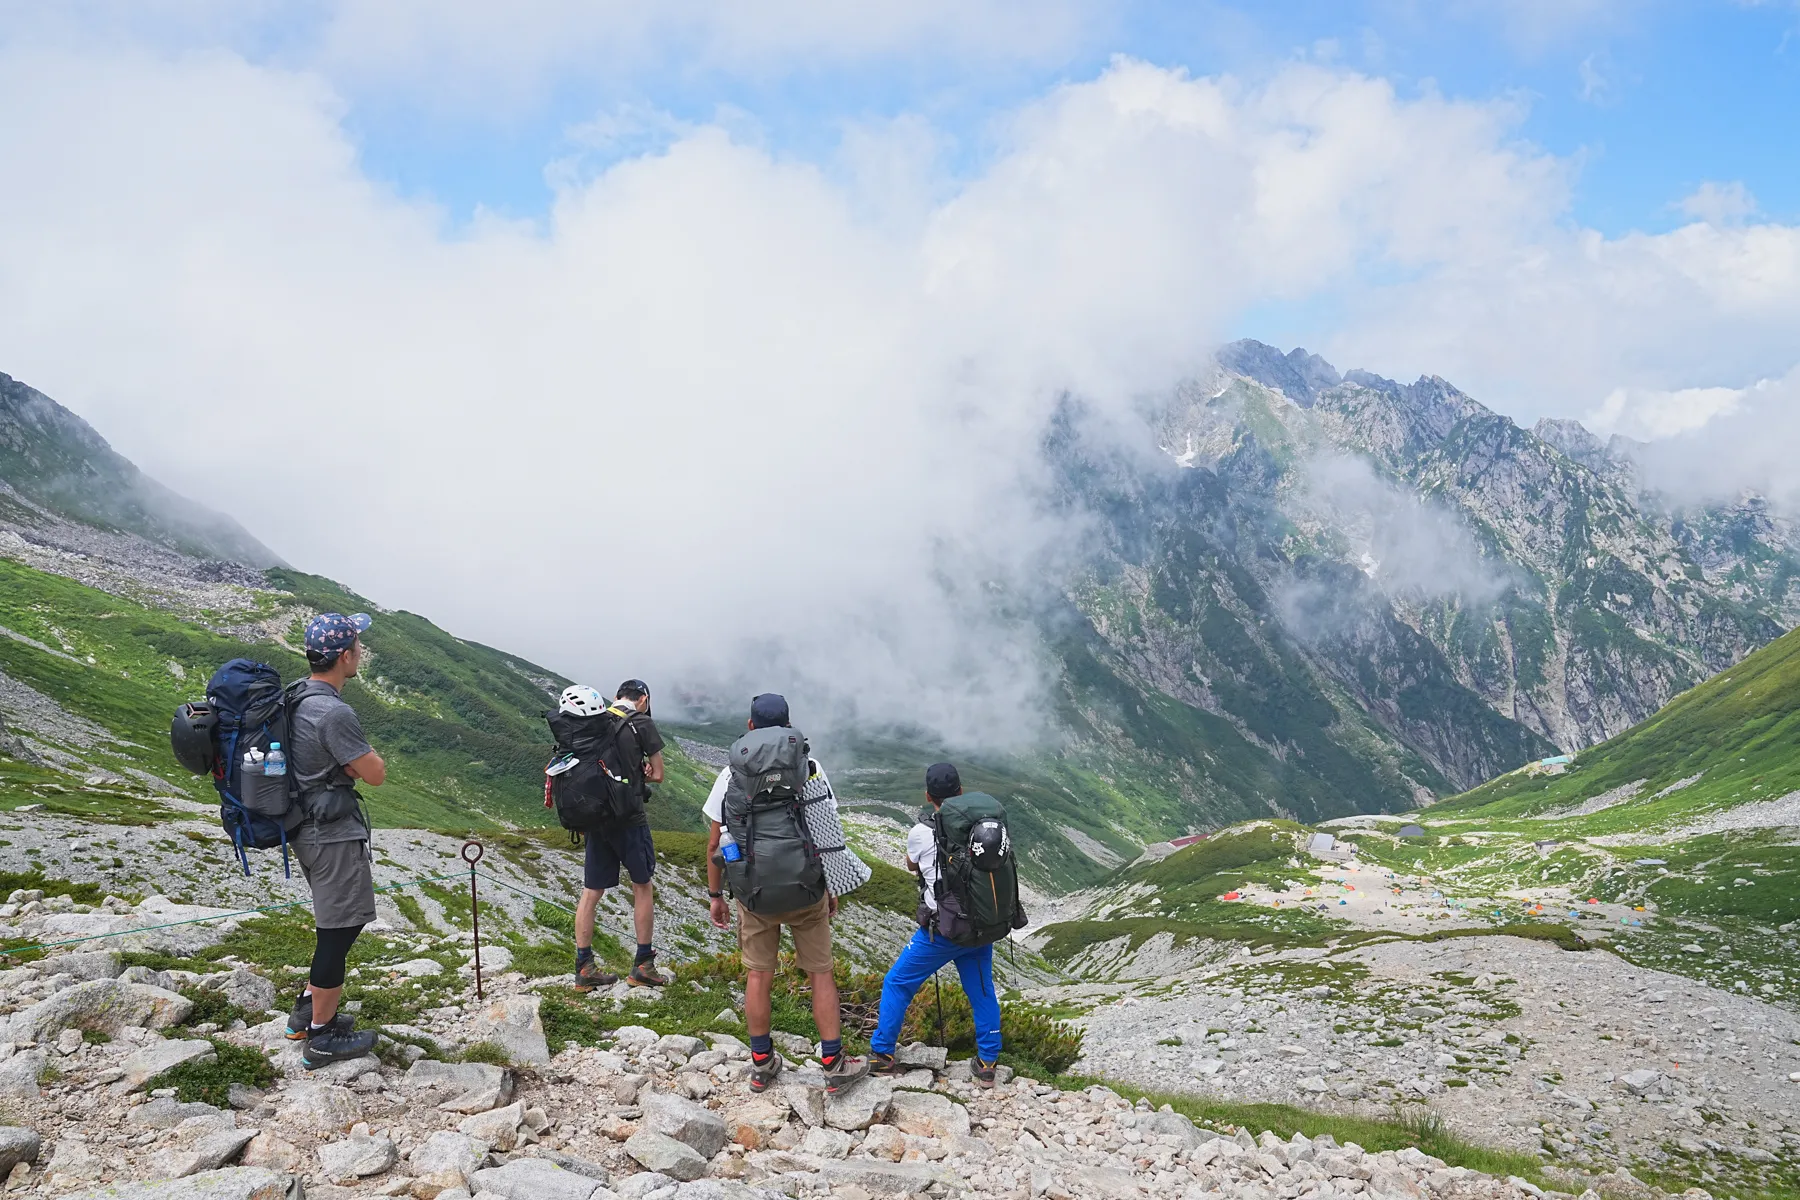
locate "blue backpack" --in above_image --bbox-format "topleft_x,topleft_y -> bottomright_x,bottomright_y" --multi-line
172,659 -> 303,875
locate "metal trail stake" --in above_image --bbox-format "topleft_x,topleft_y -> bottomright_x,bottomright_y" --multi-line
462,840 -> 486,1001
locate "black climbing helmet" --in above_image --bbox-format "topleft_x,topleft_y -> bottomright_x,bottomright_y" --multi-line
169,702 -> 219,775
967,816 -> 1011,871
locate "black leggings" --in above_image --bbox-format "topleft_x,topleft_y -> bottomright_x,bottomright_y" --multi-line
309,923 -> 365,990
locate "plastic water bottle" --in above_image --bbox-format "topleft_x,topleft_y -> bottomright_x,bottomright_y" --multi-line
263,742 -> 287,777
719,828 -> 742,863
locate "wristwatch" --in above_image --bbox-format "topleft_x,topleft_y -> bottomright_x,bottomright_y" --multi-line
707,890 -> 724,899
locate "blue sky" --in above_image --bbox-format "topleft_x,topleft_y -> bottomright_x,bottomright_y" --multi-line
340,0 -> 1800,238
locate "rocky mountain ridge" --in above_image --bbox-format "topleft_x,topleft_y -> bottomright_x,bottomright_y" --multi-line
1096,340 -> 1799,775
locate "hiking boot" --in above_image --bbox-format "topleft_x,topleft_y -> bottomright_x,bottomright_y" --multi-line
822,1050 -> 870,1095
302,1024 -> 377,1070
868,1050 -> 902,1077
284,992 -> 313,1041
627,959 -> 667,988
573,961 -> 619,992
971,1058 -> 998,1088
749,1050 -> 783,1094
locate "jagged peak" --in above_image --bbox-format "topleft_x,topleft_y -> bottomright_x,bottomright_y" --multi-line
1217,340 -> 1341,407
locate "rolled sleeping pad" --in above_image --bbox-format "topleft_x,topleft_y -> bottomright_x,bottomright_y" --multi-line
800,762 -> 871,897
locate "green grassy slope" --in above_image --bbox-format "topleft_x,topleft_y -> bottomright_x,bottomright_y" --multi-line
0,559 -> 713,832
1432,623 -> 1800,828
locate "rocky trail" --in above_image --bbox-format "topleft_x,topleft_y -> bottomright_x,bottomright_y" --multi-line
0,932 -> 1719,1200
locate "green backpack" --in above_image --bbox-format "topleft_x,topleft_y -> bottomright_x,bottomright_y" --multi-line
926,792 -> 1026,947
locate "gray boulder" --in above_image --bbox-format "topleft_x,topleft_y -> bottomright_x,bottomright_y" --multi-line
0,1126 -> 40,1176
317,1131 -> 397,1182
5,978 -> 192,1043
824,1076 -> 894,1131
198,969 -> 276,1015
121,1039 -> 217,1091
468,1158 -> 609,1200
466,995 -> 550,1067
40,951 -> 122,982
407,1130 -> 489,1184
147,1129 -> 257,1179
817,1160 -> 955,1196
886,1091 -> 969,1139
60,1167 -> 287,1200
892,1043 -> 948,1071
130,1099 -> 222,1130
274,1080 -> 361,1136
0,1050 -> 45,1099
624,1130 -> 707,1181
405,1058 -> 514,1113
639,1089 -> 728,1158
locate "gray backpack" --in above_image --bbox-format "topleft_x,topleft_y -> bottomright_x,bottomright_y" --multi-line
719,726 -> 826,915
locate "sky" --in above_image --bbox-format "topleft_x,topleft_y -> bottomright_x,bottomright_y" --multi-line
0,0 -> 1796,731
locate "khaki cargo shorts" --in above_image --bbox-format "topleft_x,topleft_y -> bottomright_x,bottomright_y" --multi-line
736,895 -> 833,974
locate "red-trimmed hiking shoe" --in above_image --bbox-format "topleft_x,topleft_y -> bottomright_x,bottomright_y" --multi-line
749,1050 -> 783,1093
822,1051 -> 870,1095
574,961 -> 619,992
627,960 -> 667,988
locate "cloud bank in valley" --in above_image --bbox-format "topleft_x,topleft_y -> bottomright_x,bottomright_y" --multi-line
0,24 -> 1796,741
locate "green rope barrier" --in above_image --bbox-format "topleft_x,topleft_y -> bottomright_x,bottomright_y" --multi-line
474,869 -> 577,915
0,870 -> 469,958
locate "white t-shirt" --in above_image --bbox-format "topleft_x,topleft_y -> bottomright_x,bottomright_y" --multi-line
908,821 -> 941,912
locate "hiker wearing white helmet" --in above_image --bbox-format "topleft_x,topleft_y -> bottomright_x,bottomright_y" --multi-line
548,679 -> 667,991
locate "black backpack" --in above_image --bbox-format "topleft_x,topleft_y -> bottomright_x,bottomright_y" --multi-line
543,703 -> 645,835
717,726 -> 826,914
926,792 -> 1027,947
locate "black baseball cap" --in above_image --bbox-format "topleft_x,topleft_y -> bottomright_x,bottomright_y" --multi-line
749,693 -> 790,727
926,762 -> 962,799
617,679 -> 649,700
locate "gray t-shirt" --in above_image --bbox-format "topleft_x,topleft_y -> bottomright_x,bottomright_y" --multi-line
289,679 -> 374,845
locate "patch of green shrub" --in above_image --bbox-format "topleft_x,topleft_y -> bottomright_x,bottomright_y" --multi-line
457,1040 -> 512,1066
149,1039 -> 275,1107
900,984 -> 1084,1075
177,987 -> 247,1030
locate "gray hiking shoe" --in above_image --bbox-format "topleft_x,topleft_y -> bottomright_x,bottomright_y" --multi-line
972,1058 -> 998,1088
303,1025 -> 377,1070
749,1050 -> 783,1093
822,1051 -> 870,1095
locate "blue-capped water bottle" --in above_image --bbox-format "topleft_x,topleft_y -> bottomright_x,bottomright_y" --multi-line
263,742 -> 287,777
719,827 -> 742,863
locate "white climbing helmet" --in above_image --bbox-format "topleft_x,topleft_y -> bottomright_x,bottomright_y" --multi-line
558,684 -> 606,716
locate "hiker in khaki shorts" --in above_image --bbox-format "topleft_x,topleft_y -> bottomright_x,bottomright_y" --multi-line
704,692 -> 867,1095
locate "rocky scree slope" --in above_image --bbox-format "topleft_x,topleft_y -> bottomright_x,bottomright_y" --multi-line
0,911 -> 1732,1200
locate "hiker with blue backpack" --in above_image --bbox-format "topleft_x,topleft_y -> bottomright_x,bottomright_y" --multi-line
867,762 -> 1026,1087
170,612 -> 386,1068
280,613 -> 386,1067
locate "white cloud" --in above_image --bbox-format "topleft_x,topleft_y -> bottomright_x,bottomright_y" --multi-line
1587,383 -> 1749,439
1676,180 -> 1759,225
1,41 -> 1797,740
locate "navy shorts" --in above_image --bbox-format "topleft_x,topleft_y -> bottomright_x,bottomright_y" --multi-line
584,823 -> 656,890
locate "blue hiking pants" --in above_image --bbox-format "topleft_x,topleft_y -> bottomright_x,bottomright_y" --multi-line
870,926 -> 1001,1062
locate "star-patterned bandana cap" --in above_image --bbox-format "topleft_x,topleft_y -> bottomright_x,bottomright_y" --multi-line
304,612 -> 372,656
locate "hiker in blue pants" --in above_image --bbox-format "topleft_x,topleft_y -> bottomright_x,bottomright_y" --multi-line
867,762 -> 1003,1086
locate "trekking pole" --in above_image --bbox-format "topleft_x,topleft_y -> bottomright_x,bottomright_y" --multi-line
462,840 -> 486,1001
933,972 -> 945,1047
